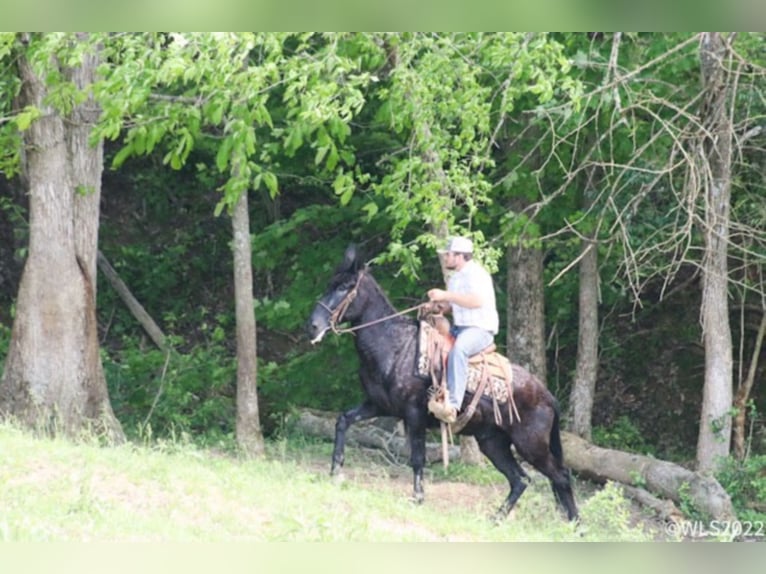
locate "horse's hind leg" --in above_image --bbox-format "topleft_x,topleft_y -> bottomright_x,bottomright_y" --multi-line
331,401 -> 381,476
476,431 -> 528,521
515,444 -> 578,521
551,468 -> 578,521
539,459 -> 578,521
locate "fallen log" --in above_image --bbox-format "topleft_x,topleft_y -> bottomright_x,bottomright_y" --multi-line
561,431 -> 736,521
621,485 -> 684,523
97,250 -> 170,352
289,408 -> 460,464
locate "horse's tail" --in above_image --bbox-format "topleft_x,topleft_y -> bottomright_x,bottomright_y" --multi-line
549,404 -> 564,466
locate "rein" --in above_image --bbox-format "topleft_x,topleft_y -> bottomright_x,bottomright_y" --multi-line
321,272 -> 427,335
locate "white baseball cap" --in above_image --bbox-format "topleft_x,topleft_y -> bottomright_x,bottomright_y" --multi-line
438,236 -> 474,254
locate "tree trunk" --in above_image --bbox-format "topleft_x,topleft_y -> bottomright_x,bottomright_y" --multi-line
562,431 -> 735,521
696,32 -> 734,472
732,310 -> 765,460
568,170 -> 600,440
506,240 -> 547,381
232,189 -> 265,457
0,35 -> 123,441
504,124 -> 548,384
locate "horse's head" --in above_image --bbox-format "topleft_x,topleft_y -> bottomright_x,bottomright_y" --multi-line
307,244 -> 366,344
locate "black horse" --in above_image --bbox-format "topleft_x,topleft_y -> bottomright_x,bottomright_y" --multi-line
306,245 -> 578,521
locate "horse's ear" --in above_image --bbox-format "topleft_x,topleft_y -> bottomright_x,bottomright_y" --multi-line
342,244 -> 362,272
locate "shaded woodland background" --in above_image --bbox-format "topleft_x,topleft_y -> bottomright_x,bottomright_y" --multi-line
1,137 -> 761,459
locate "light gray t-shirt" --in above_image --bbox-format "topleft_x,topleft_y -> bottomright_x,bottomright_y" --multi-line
447,260 -> 499,334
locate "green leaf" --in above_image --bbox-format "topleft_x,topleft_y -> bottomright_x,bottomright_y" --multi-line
210,104 -> 224,126
326,146 -> 339,171
263,172 -> 278,197
216,138 -> 232,172
362,202 -> 379,220
111,144 -> 134,168
14,106 -> 41,131
315,145 -> 329,166
214,198 -> 226,217
340,188 -> 353,206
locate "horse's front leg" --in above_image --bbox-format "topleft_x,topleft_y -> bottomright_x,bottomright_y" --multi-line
405,412 -> 428,504
331,401 -> 381,477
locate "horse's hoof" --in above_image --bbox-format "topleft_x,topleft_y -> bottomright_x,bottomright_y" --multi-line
411,492 -> 424,505
331,471 -> 346,485
490,507 -> 514,525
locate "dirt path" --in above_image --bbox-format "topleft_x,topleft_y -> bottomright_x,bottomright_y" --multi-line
294,444 -> 673,540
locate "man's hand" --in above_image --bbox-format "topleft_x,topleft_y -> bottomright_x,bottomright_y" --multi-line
422,299 -> 451,315
428,288 -> 448,302
429,288 -> 483,309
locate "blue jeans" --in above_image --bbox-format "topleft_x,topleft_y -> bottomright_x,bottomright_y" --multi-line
447,326 -> 494,410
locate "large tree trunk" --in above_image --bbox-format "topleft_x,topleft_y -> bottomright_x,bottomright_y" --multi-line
696,32 -> 734,472
232,189 -> 265,456
562,431 -> 735,521
0,35 -> 123,440
506,239 -> 547,381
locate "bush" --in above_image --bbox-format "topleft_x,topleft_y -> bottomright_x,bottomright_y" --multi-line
592,415 -> 654,455
104,343 -> 236,442
577,481 -> 651,541
715,455 -> 766,522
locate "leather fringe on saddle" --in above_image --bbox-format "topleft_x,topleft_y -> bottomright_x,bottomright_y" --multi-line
451,348 -> 520,433
419,306 -> 520,468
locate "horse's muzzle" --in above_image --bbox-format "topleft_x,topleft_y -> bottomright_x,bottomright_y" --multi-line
306,315 -> 330,345
309,327 -> 328,345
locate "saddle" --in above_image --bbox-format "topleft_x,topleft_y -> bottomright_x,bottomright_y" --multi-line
417,308 -> 520,431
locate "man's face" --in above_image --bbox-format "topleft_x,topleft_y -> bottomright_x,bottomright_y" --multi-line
444,251 -> 463,270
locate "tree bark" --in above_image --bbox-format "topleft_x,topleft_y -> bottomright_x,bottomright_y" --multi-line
568,169 -> 601,440
232,189 -> 265,456
620,485 -> 683,523
696,32 -> 734,472
506,239 -> 547,381
562,431 -> 736,521
0,34 -> 123,441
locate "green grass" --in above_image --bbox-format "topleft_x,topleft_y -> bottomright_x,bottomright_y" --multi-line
0,423 -> 654,541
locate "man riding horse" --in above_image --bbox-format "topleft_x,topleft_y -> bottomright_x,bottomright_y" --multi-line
427,236 -> 498,424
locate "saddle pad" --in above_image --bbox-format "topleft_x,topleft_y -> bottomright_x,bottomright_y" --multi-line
466,353 -> 514,403
418,321 -> 513,403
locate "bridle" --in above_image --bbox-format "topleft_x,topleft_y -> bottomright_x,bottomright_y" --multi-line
318,270 -> 426,335
318,271 -> 363,334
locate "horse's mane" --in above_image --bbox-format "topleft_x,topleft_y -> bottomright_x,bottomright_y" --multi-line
330,245 -> 417,326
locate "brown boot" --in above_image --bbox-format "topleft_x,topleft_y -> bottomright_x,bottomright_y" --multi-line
428,399 -> 457,424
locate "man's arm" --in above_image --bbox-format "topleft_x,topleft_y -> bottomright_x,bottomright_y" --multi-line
427,288 -> 483,309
